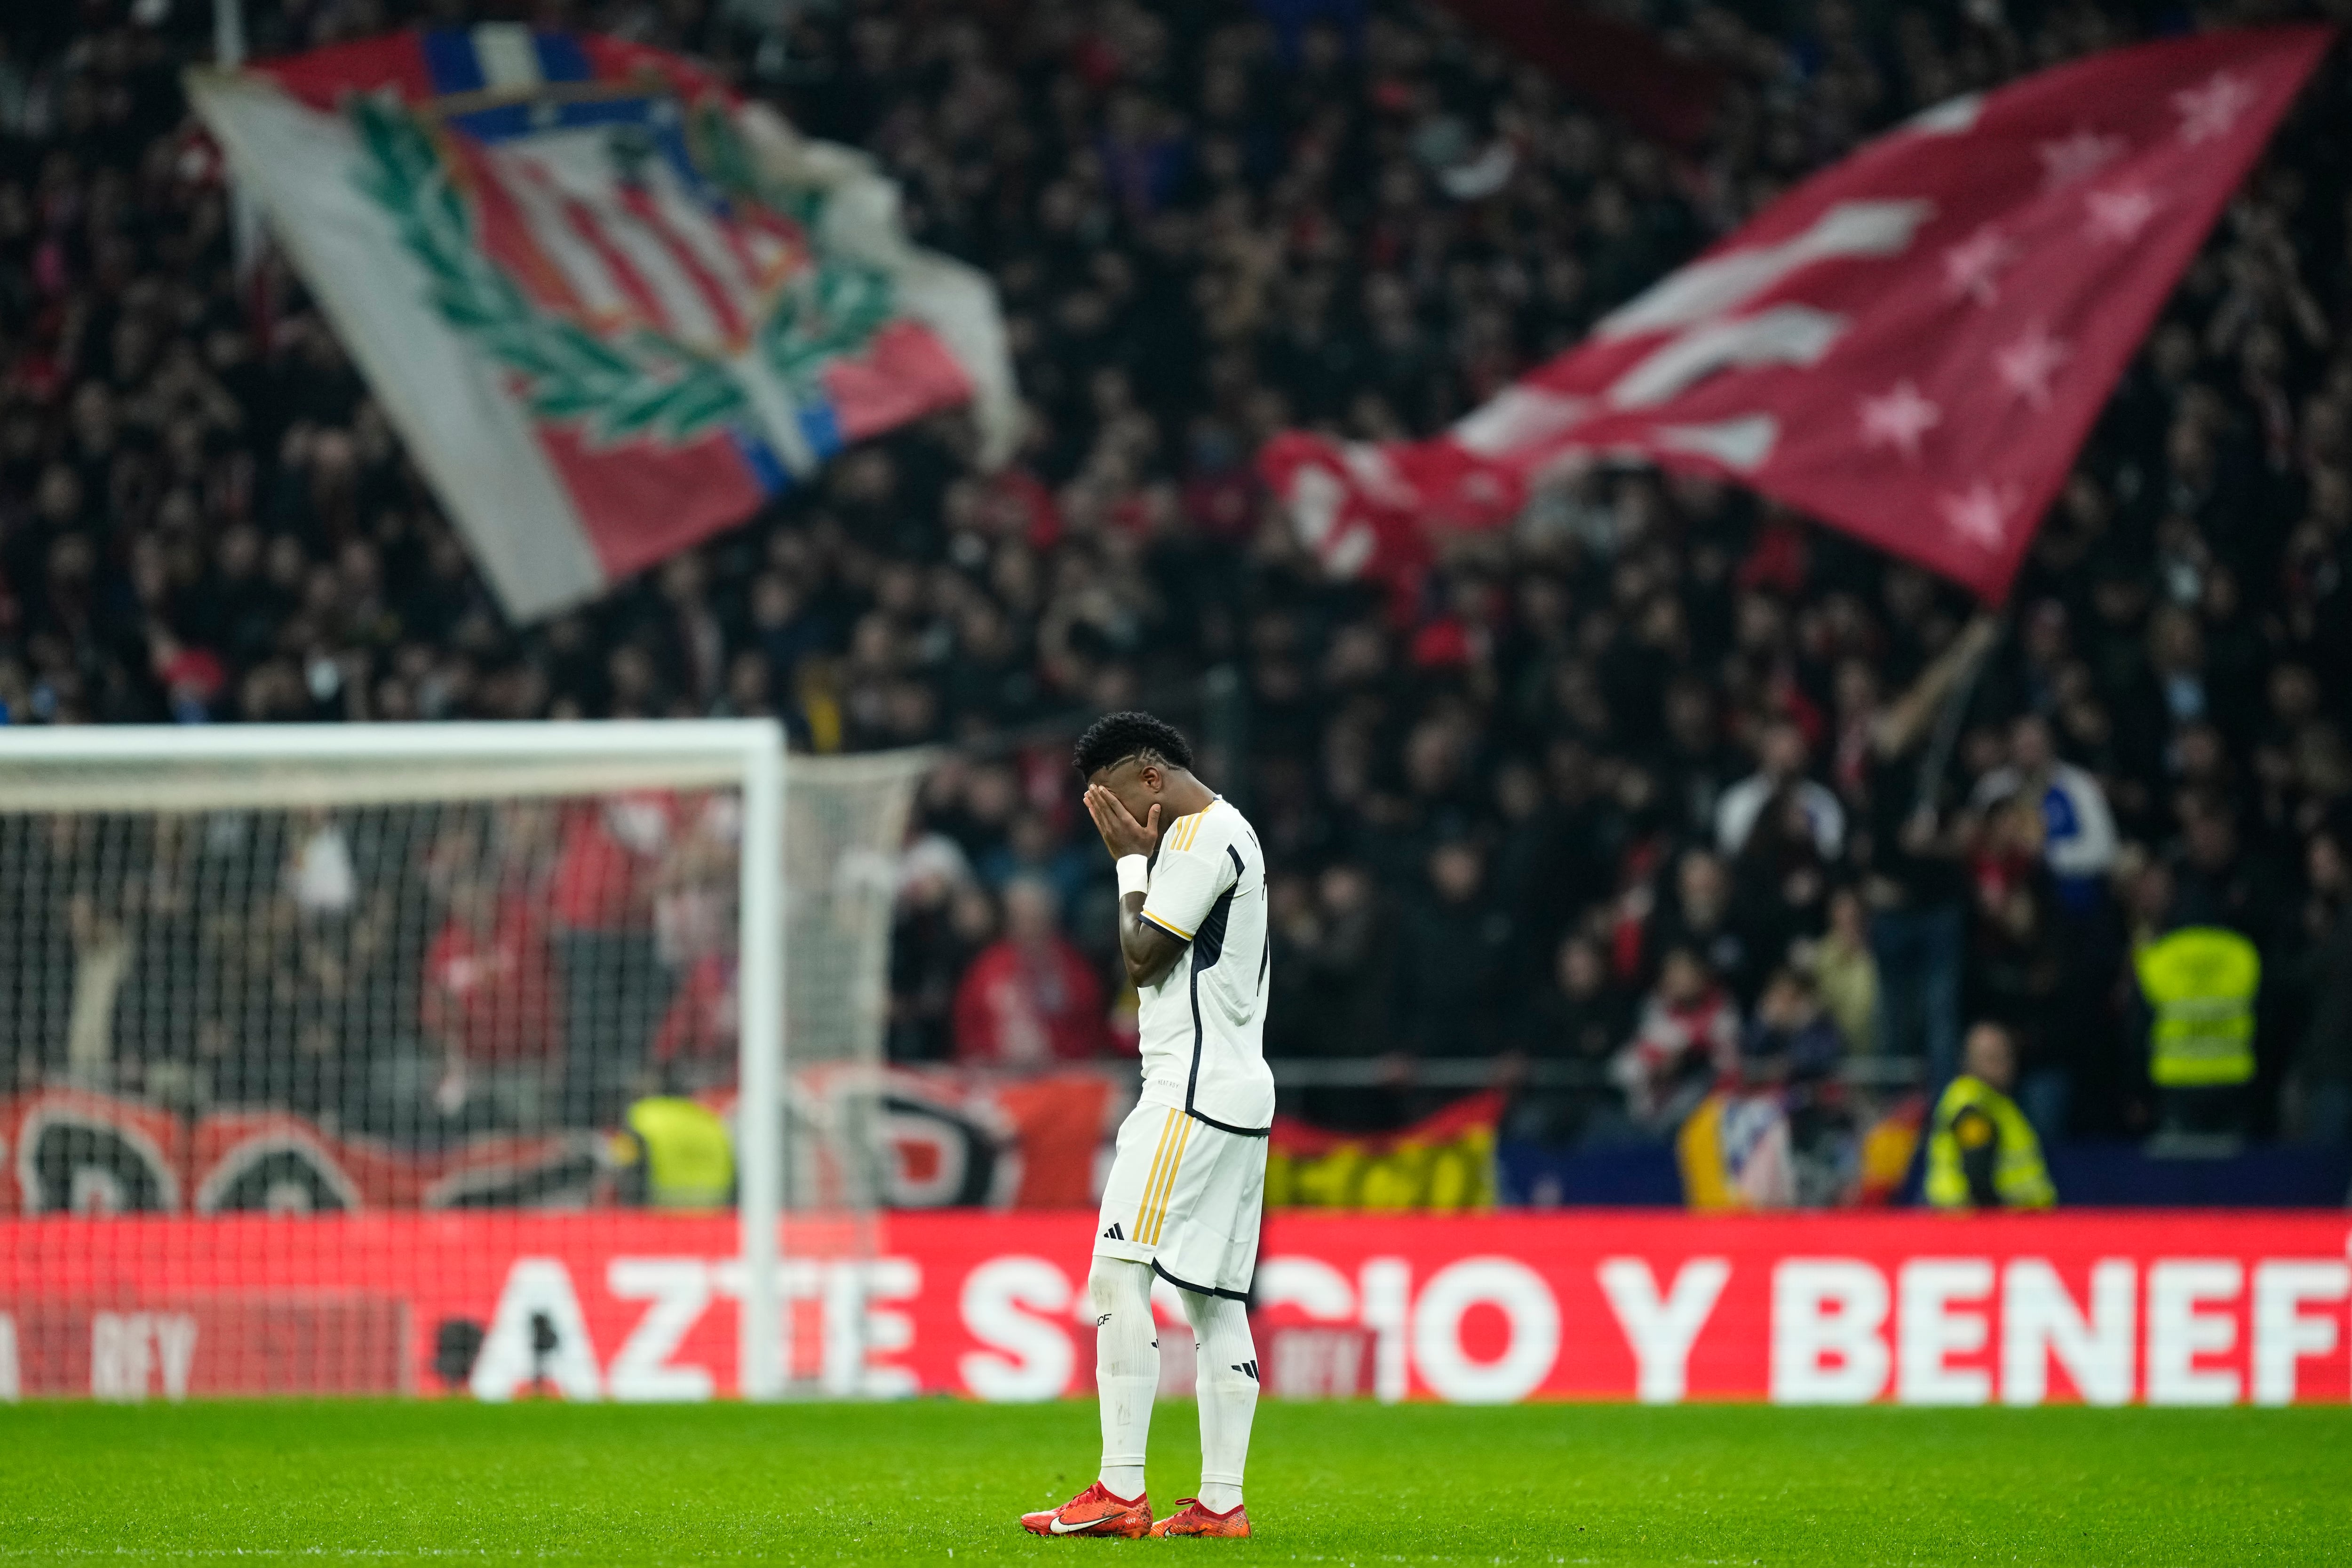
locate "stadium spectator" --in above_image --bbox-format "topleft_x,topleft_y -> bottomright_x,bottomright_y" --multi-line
1728,787 -> 1831,987
1809,886 -> 1879,1058
2168,793 -> 2281,943
1964,795 -> 2069,1129
614,1094 -> 735,1210
1740,967 -> 1843,1086
1270,859 -> 1404,1129
1924,1021 -> 2056,1210
420,871 -> 564,1126
1393,839 -> 1514,1062
2134,920 -> 2263,1141
651,954 -> 738,1086
1503,931 -> 1633,1143
890,834 -> 997,1065
546,796 -> 676,1119
1612,945 -> 1739,1136
1715,720 -> 1844,863
1970,714 -> 2119,914
1518,932 -> 1634,1074
952,876 -> 1111,1068
1859,617 -> 2002,1087
1643,847 -> 1758,1007
1737,965 -> 1861,1207
977,808 -> 1095,916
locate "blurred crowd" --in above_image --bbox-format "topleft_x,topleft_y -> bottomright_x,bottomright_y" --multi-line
0,792 -> 744,1139
3,0 -> 2351,1153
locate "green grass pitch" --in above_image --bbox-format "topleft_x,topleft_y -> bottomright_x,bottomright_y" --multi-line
0,1400 -> 2345,1565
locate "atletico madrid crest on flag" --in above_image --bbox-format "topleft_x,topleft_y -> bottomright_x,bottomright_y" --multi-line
190,28 -> 1016,619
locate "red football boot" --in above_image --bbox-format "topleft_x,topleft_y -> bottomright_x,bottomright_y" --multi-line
1148,1499 -> 1252,1537
1020,1480 -> 1152,1538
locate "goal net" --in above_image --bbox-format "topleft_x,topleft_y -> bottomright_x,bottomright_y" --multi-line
0,722 -> 927,1402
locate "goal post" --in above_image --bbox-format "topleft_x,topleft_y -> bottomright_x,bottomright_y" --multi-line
0,720 -> 926,1402
736,724 -> 786,1402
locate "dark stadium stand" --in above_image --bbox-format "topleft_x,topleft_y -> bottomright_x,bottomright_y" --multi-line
2,0 -> 2349,1178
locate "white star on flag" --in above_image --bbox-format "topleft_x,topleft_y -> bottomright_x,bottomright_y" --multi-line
1939,483 -> 2018,551
2037,129 -> 2127,191
1941,225 -> 2017,305
1857,381 -> 1942,462
2083,184 -> 2161,243
2172,71 -> 2258,144
1994,322 -> 2072,408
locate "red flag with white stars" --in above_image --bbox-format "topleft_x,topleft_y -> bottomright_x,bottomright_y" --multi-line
1262,25 -> 2334,603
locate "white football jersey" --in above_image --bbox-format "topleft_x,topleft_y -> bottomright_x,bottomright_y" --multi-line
1136,796 -> 1274,1134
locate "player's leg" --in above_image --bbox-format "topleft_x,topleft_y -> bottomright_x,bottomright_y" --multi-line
1088,1102 -> 1177,1498
1184,1287 -> 1258,1513
1091,1253 -> 1159,1499
1147,1287 -> 1256,1538
1019,1254 -> 1158,1537
1145,1122 -> 1263,1538
1022,1103 -> 1171,1537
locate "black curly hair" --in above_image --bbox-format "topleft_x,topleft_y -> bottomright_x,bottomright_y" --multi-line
1073,710 -> 1194,779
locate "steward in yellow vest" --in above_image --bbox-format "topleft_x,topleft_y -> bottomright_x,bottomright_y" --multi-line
614,1096 -> 735,1209
2133,925 -> 2260,1088
1925,1023 -> 2054,1210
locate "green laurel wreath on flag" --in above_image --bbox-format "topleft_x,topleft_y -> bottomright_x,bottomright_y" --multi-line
686,103 -> 898,393
351,94 -> 894,450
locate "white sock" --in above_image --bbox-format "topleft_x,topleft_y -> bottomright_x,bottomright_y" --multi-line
1090,1257 -> 1157,1500
1183,1289 -> 1258,1514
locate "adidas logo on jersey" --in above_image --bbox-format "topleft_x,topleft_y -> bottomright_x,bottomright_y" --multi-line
1232,1360 -> 1258,1381
1101,1222 -> 1125,1241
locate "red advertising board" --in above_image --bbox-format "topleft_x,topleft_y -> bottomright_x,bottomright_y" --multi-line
0,1079 -> 1114,1218
4,1211 -> 2349,1406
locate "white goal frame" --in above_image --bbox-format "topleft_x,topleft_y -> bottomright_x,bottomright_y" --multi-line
0,719 -> 793,1400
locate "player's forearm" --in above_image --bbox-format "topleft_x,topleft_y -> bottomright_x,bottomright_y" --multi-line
1117,891 -> 1184,988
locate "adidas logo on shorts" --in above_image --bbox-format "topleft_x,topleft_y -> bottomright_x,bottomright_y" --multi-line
1101,1222 -> 1125,1241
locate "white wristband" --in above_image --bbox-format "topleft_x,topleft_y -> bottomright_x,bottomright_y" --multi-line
1116,854 -> 1151,900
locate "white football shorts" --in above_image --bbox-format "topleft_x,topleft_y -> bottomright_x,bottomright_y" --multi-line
1092,1098 -> 1266,1299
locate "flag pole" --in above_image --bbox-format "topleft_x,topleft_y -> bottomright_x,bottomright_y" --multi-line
1912,615 -> 2007,820
213,0 -> 262,293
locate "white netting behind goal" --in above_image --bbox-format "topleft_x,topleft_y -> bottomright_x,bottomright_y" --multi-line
0,725 -> 927,1401
779,751 -> 932,1213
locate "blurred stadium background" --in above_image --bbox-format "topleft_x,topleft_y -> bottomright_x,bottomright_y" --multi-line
2,0 -> 2352,1420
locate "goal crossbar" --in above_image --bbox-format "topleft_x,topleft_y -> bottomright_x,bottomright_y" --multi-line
0,721 -> 777,812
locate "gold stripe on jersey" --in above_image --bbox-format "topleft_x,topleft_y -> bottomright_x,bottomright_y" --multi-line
1133,1109 -> 1180,1241
1141,1115 -> 1194,1246
1140,909 -> 1193,941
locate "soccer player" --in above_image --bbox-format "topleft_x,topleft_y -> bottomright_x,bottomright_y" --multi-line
1020,712 -> 1272,1541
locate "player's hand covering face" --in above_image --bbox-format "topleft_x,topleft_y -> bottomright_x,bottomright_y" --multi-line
1083,778 -> 1162,860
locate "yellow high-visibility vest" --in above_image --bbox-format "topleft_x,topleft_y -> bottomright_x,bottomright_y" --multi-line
622,1097 -> 734,1210
1924,1075 -> 2054,1210
2134,926 -> 2259,1088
